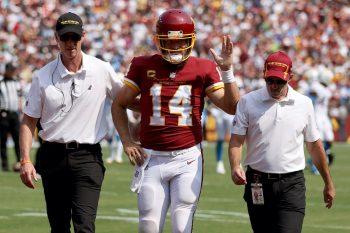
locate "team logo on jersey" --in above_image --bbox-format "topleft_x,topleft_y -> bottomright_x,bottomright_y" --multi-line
169,72 -> 176,79
147,70 -> 156,78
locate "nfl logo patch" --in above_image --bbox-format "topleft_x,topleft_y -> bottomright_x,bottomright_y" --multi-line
232,119 -> 237,126
169,72 -> 176,79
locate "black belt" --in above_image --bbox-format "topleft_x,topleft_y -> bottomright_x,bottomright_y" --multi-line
247,166 -> 302,180
43,141 -> 100,150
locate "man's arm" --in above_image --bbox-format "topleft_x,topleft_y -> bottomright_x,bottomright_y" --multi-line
228,133 -> 247,185
306,139 -> 335,208
208,35 -> 240,114
111,85 -> 146,166
19,114 -> 39,189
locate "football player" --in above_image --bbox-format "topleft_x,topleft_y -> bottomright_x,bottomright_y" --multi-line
111,9 -> 240,233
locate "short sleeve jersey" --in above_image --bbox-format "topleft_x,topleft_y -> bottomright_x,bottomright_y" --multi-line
125,55 -> 223,150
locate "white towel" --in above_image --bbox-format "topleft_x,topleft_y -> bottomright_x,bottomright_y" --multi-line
130,149 -> 151,193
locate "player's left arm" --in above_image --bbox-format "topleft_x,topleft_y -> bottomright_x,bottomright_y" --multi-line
209,35 -> 240,114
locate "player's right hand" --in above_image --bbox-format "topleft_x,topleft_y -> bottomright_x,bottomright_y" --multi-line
123,142 -> 147,166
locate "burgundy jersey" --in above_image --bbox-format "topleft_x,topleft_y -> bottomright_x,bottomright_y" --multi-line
125,54 -> 224,150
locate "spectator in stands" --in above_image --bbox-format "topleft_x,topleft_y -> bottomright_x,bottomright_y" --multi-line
1,1 -> 349,141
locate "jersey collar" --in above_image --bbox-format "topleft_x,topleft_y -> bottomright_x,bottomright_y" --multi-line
57,52 -> 87,79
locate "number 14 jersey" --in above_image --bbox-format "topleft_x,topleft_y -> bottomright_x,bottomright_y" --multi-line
125,54 -> 224,151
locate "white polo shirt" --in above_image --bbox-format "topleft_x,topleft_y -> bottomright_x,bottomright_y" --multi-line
24,52 -> 123,144
231,85 -> 320,173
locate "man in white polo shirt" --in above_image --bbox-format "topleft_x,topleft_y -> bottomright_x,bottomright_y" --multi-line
228,51 -> 335,233
19,12 -> 126,233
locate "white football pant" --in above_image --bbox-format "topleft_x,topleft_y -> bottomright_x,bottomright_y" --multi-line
138,144 -> 203,233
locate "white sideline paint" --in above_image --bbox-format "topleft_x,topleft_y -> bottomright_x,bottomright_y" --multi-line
116,208 -> 249,219
13,209 -> 350,231
15,213 -> 46,217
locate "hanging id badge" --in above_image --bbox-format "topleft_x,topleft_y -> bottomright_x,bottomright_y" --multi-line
251,183 -> 264,205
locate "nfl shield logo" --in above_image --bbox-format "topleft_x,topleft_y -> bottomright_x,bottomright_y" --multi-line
169,72 -> 176,79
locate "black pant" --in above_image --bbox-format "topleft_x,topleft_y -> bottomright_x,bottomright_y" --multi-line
244,167 -> 306,233
0,110 -> 20,170
40,142 -> 105,233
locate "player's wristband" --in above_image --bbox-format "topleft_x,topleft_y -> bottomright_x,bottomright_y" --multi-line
20,159 -> 32,166
221,69 -> 236,83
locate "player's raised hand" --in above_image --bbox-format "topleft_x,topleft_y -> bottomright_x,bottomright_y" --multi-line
209,35 -> 234,71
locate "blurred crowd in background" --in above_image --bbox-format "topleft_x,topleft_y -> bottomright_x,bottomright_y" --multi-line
1,0 -> 350,141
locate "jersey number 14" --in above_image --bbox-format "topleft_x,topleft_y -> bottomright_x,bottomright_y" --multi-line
150,84 -> 192,127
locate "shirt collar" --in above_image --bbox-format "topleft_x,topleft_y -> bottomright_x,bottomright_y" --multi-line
57,52 -> 87,79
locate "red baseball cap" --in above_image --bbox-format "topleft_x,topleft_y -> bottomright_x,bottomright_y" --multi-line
263,51 -> 292,81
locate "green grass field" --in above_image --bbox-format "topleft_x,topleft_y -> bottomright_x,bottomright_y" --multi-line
0,142 -> 349,233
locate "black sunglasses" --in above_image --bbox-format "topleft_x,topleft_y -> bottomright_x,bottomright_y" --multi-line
265,79 -> 287,86
60,34 -> 82,42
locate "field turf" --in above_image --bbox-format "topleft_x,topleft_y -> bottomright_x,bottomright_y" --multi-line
0,142 -> 349,233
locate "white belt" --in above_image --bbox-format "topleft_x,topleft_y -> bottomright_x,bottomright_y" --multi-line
151,144 -> 201,156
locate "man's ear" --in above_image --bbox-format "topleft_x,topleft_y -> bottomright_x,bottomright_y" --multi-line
289,73 -> 294,81
81,31 -> 86,41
